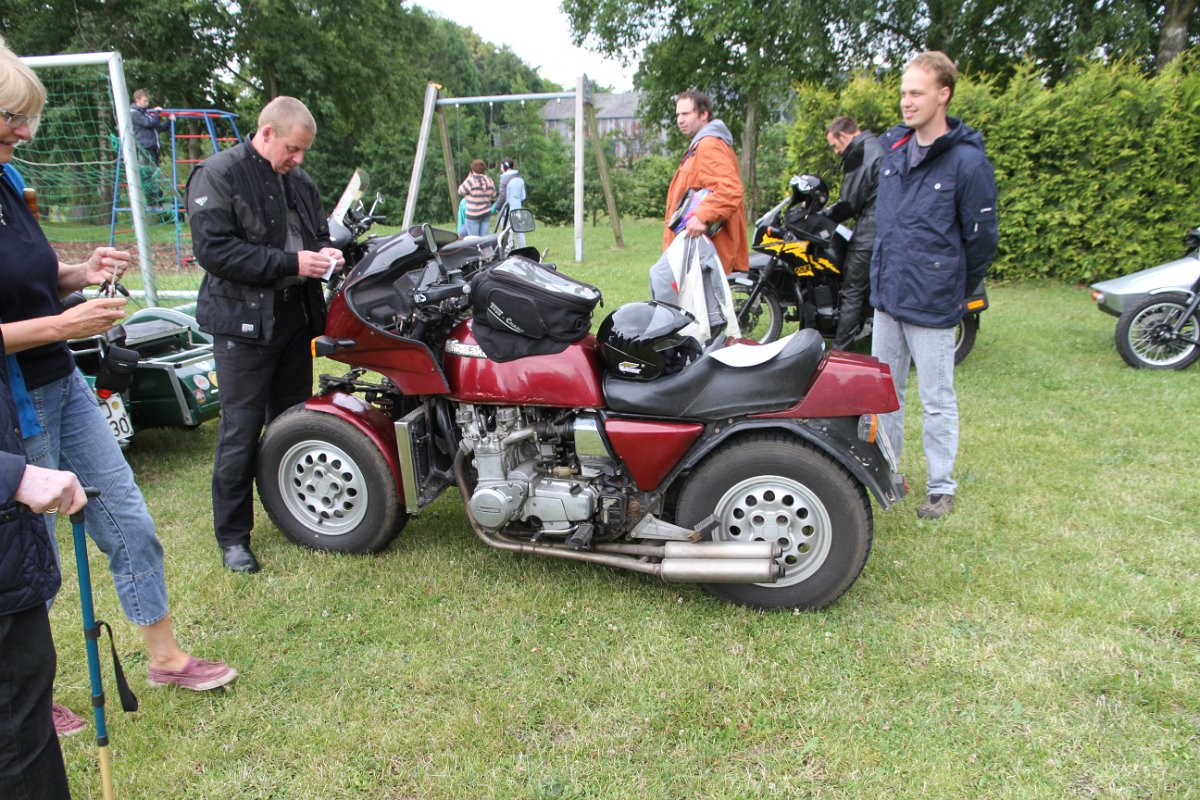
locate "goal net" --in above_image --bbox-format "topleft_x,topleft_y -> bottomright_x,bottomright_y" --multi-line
18,52 -> 169,304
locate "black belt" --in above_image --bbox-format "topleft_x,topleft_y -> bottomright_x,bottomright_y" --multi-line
276,285 -> 303,303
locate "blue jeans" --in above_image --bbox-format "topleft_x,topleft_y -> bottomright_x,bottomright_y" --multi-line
463,216 -> 490,237
24,370 -> 169,627
870,310 -> 959,496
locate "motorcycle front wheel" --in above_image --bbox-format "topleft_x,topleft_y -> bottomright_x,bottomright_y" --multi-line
256,406 -> 408,553
728,279 -> 784,343
1115,292 -> 1200,369
674,433 -> 872,610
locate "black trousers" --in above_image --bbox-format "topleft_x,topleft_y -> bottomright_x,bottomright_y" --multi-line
0,604 -> 71,800
832,243 -> 873,351
211,298 -> 313,548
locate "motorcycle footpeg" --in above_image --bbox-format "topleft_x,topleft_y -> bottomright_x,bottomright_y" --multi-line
565,522 -> 594,550
692,514 -> 720,540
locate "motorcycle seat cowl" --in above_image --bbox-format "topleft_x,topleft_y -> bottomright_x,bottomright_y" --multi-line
603,328 -> 824,420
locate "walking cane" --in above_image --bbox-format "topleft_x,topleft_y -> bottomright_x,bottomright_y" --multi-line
70,487 -> 138,800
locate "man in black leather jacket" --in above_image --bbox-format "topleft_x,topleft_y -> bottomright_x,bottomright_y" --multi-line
824,117 -> 882,351
186,96 -> 343,573
0,337 -> 85,800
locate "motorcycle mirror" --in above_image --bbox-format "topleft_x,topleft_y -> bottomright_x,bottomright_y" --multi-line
369,191 -> 385,217
509,208 -> 536,233
421,223 -> 445,270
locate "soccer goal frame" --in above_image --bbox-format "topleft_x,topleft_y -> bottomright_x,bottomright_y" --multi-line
20,50 -> 158,305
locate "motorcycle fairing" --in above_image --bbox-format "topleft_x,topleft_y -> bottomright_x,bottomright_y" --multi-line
602,418 -> 704,490
757,232 -> 840,277
324,293 -> 451,395
603,328 -> 825,420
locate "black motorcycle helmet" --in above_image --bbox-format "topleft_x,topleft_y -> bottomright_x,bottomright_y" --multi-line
788,174 -> 830,214
597,301 -> 702,381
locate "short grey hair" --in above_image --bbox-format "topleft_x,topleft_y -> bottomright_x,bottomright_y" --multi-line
257,96 -> 316,137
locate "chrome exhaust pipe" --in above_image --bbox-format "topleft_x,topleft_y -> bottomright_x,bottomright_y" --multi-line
659,541 -> 780,560
659,558 -> 784,584
453,450 -> 785,586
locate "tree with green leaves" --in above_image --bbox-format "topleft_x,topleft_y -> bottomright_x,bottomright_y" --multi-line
563,0 -> 838,213
830,0 -> 1198,83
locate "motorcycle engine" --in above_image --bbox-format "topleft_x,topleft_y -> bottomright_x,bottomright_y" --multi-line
456,405 -> 626,540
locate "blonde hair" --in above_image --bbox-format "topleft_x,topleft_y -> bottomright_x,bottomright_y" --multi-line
257,95 -> 316,137
0,36 -> 47,134
906,51 -> 958,103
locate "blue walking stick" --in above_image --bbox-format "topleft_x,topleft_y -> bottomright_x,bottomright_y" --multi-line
71,487 -> 138,800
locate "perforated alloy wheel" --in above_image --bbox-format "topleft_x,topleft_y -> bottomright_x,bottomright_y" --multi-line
1115,292 -> 1200,369
256,407 -> 407,553
675,433 -> 872,610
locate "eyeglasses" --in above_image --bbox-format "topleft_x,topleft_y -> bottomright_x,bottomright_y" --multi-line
0,109 -> 33,128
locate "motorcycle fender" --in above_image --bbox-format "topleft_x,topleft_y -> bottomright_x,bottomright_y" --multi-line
1148,285 -> 1197,301
965,280 -> 989,314
671,418 -> 905,510
303,392 -> 406,497
728,272 -> 755,288
792,416 -> 906,509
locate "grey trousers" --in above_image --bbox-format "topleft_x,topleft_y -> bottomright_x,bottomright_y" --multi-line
870,309 -> 959,496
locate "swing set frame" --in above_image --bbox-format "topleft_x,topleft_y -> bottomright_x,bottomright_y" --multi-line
404,77 -> 622,261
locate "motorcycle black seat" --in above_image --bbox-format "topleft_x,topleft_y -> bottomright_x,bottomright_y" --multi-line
603,328 -> 825,420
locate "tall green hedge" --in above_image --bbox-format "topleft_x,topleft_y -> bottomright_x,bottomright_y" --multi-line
787,55 -> 1200,283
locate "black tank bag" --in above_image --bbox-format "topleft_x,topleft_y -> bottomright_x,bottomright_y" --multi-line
469,257 -> 603,362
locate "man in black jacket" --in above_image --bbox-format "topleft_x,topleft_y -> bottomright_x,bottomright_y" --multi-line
824,116 -> 882,351
186,96 -> 343,573
0,337 -> 85,800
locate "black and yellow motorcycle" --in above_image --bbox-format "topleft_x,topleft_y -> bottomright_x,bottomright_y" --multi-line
729,175 -> 987,364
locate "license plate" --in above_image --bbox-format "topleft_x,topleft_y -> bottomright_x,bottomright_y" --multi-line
100,393 -> 134,445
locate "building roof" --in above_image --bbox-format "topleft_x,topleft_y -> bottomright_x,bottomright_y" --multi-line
540,91 -> 642,122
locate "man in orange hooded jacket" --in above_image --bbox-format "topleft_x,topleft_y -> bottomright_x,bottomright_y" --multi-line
663,89 -> 748,275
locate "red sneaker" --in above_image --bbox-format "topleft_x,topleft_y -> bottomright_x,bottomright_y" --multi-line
52,702 -> 86,737
147,657 -> 237,691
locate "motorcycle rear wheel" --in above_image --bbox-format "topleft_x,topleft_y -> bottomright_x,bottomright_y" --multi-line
954,314 -> 979,365
674,433 -> 872,610
729,280 -> 784,343
256,406 -> 408,553
1115,292 -> 1200,369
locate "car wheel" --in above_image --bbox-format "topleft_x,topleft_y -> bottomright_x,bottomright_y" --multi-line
256,406 -> 408,553
674,433 -> 872,610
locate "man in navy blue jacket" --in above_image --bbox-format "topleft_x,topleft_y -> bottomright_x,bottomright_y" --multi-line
0,335 -> 85,800
870,51 -> 998,519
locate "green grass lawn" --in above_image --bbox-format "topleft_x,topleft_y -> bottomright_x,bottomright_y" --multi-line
49,218 -> 1199,799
